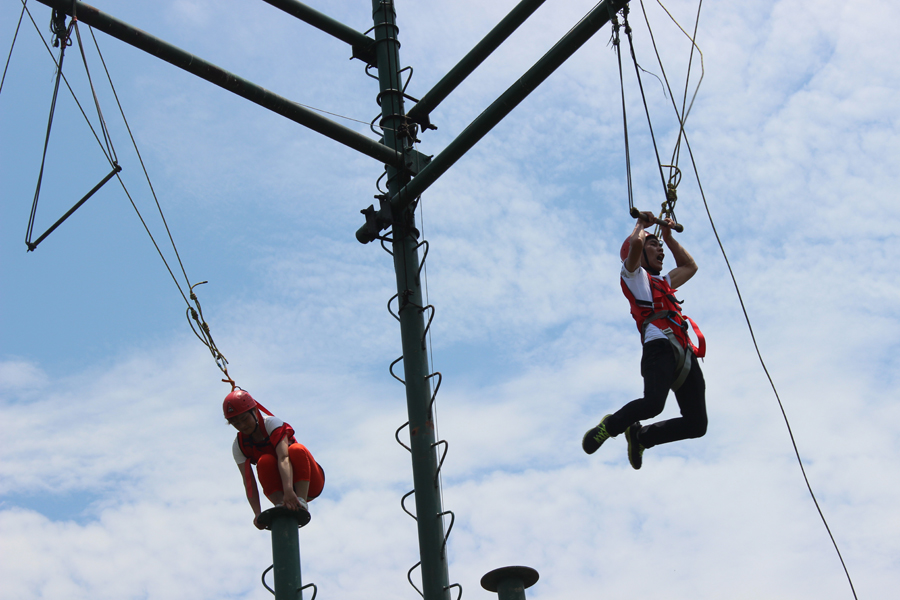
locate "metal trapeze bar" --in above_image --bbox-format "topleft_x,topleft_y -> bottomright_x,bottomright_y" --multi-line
406,0 -> 547,130
32,0 -> 402,168
259,0 -> 376,64
26,164 -> 121,252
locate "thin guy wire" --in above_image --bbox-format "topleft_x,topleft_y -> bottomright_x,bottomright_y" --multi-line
638,0 -> 704,180
295,99 -> 394,130
610,14 -> 634,212
73,22 -> 116,164
22,2 -> 114,165
667,0 -> 703,169
680,130 -> 858,600
621,8 -> 669,199
87,25 -> 194,296
26,17 -> 73,245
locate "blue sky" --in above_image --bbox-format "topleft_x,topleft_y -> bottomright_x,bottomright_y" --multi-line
2,0 -> 898,599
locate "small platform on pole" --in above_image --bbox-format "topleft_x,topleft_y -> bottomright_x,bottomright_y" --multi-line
256,505 -> 311,529
481,566 -> 540,600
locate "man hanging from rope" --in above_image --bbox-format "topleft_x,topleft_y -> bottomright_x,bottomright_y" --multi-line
225,389 -> 325,528
582,211 -> 707,469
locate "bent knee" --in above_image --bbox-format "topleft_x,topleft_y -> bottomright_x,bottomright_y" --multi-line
688,418 -> 708,439
642,398 -> 667,419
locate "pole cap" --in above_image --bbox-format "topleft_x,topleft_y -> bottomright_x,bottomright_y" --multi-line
480,566 -> 539,592
256,505 -> 311,529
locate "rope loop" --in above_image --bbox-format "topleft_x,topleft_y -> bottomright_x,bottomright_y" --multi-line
186,281 -> 235,389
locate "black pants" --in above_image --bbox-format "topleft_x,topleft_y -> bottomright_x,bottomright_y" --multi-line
606,339 -> 707,448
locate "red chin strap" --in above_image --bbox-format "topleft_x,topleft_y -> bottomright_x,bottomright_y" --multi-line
643,246 -> 661,275
252,401 -> 274,437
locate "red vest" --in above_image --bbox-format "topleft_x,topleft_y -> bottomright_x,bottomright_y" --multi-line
236,419 -> 297,465
621,272 -> 706,358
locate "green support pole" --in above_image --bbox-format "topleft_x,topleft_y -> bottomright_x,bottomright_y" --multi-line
371,1 -> 450,599
257,506 -> 311,600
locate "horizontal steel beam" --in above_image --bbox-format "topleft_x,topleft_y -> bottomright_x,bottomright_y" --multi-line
406,0 -> 547,130
259,0 -> 376,64
33,0 -> 401,167
393,0 -> 629,211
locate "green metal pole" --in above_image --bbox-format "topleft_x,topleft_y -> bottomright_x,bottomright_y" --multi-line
33,0 -> 401,167
257,507 -> 311,600
371,2 -> 450,600
259,0 -> 376,63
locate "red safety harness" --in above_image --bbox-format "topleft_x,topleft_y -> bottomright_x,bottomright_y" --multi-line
236,403 -> 297,466
622,271 -> 706,389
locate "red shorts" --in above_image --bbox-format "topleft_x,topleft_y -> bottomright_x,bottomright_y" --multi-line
256,443 -> 325,500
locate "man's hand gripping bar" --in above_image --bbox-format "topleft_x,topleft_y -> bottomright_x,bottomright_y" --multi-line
630,207 -> 684,233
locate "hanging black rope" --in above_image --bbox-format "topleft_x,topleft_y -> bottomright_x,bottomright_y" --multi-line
25,10 -> 74,249
678,124 -> 859,600
619,6 -> 672,224
608,7 -> 635,214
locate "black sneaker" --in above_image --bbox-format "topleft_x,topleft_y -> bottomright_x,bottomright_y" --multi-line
625,422 -> 645,470
582,415 -> 612,455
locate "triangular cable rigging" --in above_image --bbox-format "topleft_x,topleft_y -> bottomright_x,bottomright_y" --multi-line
19,6 -> 235,388
24,7 -> 120,252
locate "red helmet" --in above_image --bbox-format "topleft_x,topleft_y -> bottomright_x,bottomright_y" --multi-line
223,389 -> 257,419
619,238 -> 631,261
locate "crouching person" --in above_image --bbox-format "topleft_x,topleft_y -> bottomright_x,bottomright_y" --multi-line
224,389 -> 325,529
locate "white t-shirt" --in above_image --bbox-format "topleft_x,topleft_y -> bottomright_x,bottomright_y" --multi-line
621,262 -> 670,344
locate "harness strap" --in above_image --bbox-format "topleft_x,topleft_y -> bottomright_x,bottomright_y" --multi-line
667,332 -> 692,391
684,315 -> 706,358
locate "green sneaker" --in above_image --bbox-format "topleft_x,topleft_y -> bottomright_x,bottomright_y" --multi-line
582,415 -> 612,455
625,422 -> 645,470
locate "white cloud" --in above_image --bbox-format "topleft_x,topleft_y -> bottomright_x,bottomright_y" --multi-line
2,0 -> 899,599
